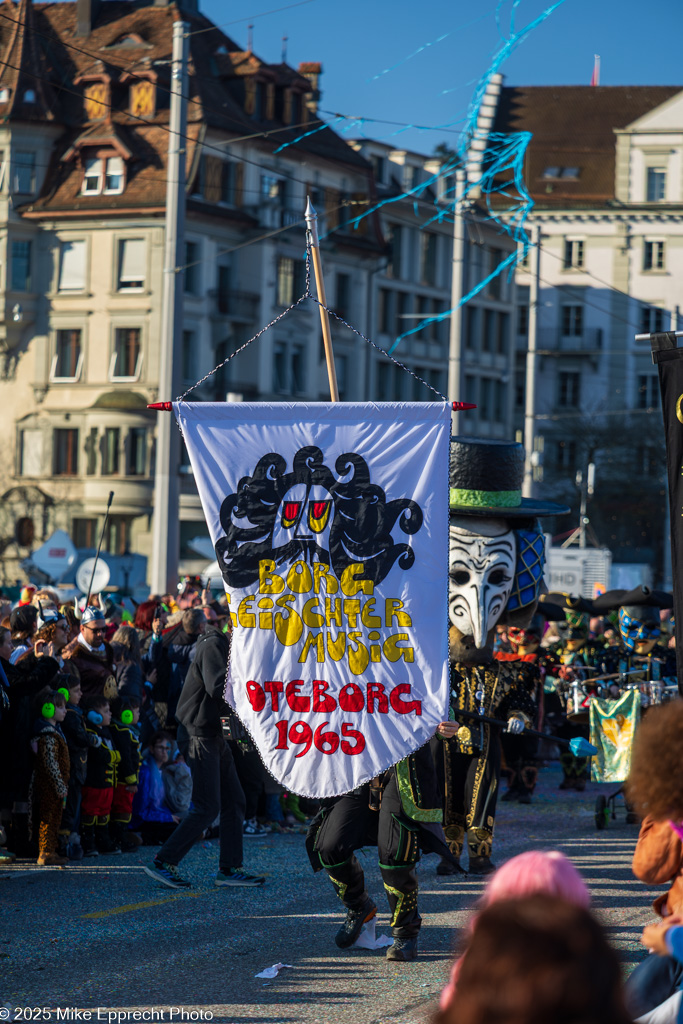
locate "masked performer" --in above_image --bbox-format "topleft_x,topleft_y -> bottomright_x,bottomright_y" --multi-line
441,438 -> 569,874
495,601 -> 564,804
592,587 -> 675,691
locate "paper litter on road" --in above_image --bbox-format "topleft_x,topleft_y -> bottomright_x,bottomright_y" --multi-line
254,963 -> 294,979
352,918 -> 394,950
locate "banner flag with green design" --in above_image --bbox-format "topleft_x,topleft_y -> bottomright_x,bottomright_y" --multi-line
589,688 -> 640,783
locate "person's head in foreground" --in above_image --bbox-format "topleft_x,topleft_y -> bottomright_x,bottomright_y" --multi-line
626,699 -> 683,823
435,894 -> 630,1024
440,850 -> 590,1010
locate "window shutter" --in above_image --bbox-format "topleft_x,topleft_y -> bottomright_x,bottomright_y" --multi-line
325,188 -> 340,231
266,83 -> 275,120
203,155 -> 222,203
119,238 -> 146,283
244,78 -> 256,115
58,240 -> 87,290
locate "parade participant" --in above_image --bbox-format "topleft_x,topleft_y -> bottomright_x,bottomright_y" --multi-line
542,594 -> 600,792
593,586 -> 675,686
59,677 -> 91,860
494,601 -> 564,804
308,737 -> 460,962
81,695 -> 120,856
63,607 -> 117,699
29,688 -> 70,866
442,438 -> 569,873
110,696 -> 142,852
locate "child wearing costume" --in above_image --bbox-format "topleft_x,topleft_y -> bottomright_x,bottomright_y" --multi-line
29,688 -> 70,866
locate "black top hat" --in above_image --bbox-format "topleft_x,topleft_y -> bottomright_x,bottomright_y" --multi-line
592,586 -> 673,613
543,592 -> 596,615
449,438 -> 570,519
535,598 -> 566,622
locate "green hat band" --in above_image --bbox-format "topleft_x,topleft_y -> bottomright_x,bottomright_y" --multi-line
450,487 -> 522,509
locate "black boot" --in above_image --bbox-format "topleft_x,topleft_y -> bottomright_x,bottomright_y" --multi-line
386,937 -> 418,962
468,828 -> 495,875
81,823 -> 99,858
334,896 -> 377,949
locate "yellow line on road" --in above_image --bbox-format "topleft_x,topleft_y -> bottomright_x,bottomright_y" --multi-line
83,891 -> 203,918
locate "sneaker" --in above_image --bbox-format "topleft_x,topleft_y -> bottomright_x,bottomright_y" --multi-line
215,867 -> 266,887
334,896 -> 377,949
243,818 -> 268,838
144,859 -> 192,889
386,937 -> 418,962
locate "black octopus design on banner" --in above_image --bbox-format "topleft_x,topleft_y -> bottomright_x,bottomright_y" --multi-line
215,446 -> 423,589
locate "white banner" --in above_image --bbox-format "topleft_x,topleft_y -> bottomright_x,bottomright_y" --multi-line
175,401 -> 450,798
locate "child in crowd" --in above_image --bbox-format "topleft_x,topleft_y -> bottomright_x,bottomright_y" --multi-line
29,688 -> 70,866
440,850 -> 590,1011
110,696 -> 142,852
81,695 -> 120,856
131,730 -> 180,845
59,677 -> 93,860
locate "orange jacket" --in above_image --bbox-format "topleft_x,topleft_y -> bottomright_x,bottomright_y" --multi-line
633,815 -> 683,917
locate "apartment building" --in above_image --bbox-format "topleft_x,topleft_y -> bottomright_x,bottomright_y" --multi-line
0,0 -> 380,583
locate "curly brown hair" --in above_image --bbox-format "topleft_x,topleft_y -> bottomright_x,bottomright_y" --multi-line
626,701 -> 683,821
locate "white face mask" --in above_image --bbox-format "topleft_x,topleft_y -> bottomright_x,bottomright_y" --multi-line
448,516 -> 516,649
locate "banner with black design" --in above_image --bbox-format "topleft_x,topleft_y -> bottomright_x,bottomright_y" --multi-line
652,332 -> 683,695
175,401 -> 451,797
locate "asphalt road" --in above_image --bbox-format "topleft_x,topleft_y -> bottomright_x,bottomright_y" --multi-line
0,766 -> 662,1024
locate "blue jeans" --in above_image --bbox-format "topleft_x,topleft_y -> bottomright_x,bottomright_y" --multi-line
625,954 -> 683,1018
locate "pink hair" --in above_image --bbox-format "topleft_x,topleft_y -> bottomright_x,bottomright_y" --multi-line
440,851 -> 589,1010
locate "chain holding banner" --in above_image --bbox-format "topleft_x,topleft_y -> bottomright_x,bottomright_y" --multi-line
589,687 -> 640,784
175,401 -> 451,798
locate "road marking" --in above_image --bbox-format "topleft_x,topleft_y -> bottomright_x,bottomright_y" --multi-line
82,892 -> 203,918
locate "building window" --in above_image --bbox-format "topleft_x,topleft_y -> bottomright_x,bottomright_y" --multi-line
378,288 -> 393,334
184,241 -> 199,294
429,299 -> 446,343
564,239 -> 584,269
105,516 -> 129,556
561,305 -> 583,336
483,309 -> 495,352
386,225 -> 402,279
82,157 -> 103,194
11,240 -> 32,291
646,167 -> 666,202
335,273 -> 351,320
216,265 -> 231,314
272,342 -> 305,394
19,428 -> 44,476
102,427 -> 120,476
52,329 -> 83,381
486,248 -> 503,298
396,292 -> 412,334
291,345 -> 306,393
556,440 -> 577,470
637,374 -> 659,409
517,303 -> 529,335
182,330 -> 196,381
58,240 -> 87,291
479,377 -> 492,421
276,256 -> 303,307
640,305 -> 665,334
464,375 -> 477,417
85,427 -> 98,475
117,238 -> 145,290
335,354 -> 348,400
13,151 -> 35,193
558,371 -> 580,407
104,156 -> 124,194
127,428 -> 147,476
111,327 -> 141,380
369,154 -> 385,184
644,240 -> 665,271
419,232 -> 437,286
496,312 -> 509,355
465,305 -> 479,349
273,342 -> 287,393
73,517 -> 97,548
494,379 -> 506,422
53,428 -> 79,476
515,354 -> 525,409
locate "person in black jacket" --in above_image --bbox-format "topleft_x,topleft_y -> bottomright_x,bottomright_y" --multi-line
144,625 -> 265,890
59,676 -> 98,860
110,696 -> 142,851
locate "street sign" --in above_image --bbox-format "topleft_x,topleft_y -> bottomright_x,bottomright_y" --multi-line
75,557 -> 111,595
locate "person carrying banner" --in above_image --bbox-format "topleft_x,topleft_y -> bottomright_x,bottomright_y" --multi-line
306,740 -> 461,963
441,438 -> 569,874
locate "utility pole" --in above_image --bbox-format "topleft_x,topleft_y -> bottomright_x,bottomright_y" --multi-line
523,222 -> 541,498
150,20 -> 189,595
448,169 -> 467,435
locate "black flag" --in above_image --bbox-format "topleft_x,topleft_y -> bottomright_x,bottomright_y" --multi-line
651,332 -> 683,694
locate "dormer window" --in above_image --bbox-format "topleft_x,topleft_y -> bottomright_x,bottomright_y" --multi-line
24,90 -> 36,104
130,79 -> 155,118
0,88 -> 10,103
81,155 -> 125,196
83,81 -> 109,121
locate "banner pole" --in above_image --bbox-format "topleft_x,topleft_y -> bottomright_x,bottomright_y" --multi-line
305,197 -> 339,402
86,490 -> 114,607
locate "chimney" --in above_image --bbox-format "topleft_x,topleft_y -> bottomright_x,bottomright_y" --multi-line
298,62 -> 321,114
75,0 -> 100,37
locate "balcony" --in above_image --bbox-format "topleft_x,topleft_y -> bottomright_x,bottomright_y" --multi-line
535,327 -> 603,356
209,289 -> 260,323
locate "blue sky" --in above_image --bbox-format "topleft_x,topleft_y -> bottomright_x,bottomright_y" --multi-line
200,0 -> 683,153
